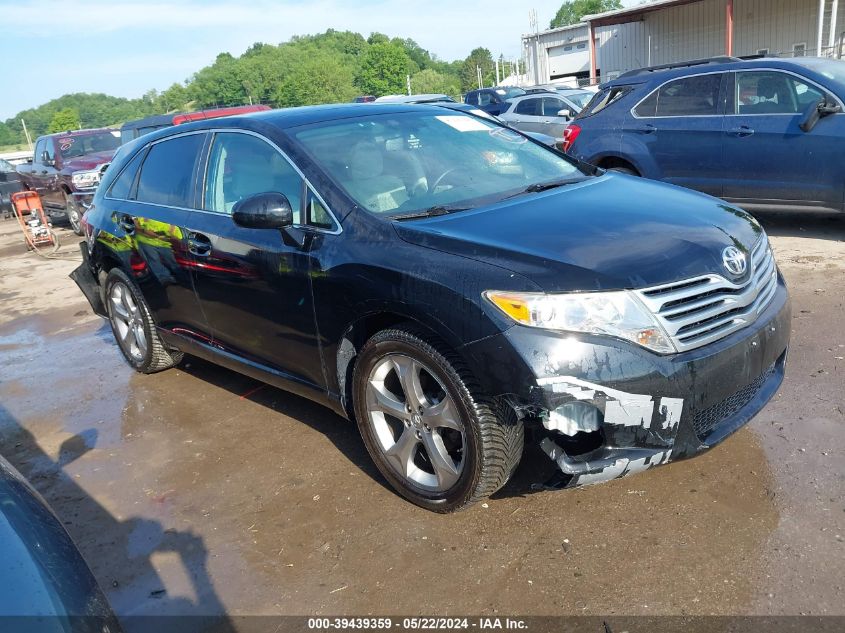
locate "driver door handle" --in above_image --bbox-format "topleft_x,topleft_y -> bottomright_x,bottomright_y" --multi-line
636,124 -> 657,134
187,231 -> 211,257
729,125 -> 755,137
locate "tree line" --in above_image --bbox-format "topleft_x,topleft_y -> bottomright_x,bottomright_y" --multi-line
0,30 -> 507,147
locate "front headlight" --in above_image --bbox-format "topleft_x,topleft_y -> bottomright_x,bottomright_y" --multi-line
71,170 -> 101,188
484,290 -> 676,354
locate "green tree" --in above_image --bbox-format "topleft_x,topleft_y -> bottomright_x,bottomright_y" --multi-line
274,52 -> 357,106
190,52 -> 248,108
158,83 -> 191,112
356,42 -> 412,96
459,47 -> 495,92
410,69 -> 460,98
550,0 -> 622,28
48,108 -> 81,133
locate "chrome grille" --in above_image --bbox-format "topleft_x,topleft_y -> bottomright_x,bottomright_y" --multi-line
634,236 -> 778,352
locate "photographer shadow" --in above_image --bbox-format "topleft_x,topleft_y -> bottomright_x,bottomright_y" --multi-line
0,402 -> 235,633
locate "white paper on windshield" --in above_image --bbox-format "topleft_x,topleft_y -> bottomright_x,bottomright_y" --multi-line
435,115 -> 490,132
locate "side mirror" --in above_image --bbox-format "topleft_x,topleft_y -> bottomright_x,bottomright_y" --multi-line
40,151 -> 54,166
800,98 -> 841,133
557,109 -> 572,119
232,192 -> 293,229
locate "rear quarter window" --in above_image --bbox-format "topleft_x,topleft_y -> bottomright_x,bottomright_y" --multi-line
576,86 -> 633,118
107,149 -> 147,200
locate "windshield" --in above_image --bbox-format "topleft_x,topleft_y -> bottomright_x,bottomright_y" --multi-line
294,111 -> 587,217
56,131 -> 120,158
562,91 -> 594,110
0,159 -> 13,172
805,58 -> 845,85
495,87 -> 526,100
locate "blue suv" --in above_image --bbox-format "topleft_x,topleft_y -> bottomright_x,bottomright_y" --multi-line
565,56 -> 845,213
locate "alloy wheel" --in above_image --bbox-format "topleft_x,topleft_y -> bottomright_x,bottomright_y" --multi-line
109,282 -> 148,362
365,353 -> 466,491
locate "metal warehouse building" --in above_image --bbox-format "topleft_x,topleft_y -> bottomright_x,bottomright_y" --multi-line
523,0 -> 845,85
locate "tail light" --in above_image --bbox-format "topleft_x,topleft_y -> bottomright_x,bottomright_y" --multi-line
561,124 -> 582,153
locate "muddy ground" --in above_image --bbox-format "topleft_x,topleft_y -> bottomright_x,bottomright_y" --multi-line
0,211 -> 842,628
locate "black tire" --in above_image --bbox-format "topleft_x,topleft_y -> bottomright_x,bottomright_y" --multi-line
607,165 -> 638,176
352,326 -> 523,512
104,268 -> 183,373
63,190 -> 83,236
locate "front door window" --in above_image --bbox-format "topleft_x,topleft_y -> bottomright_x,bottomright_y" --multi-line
204,132 -> 303,222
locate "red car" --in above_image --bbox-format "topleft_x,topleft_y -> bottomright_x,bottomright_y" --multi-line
16,129 -> 120,235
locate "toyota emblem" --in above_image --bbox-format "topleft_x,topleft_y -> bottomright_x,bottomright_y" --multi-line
722,246 -> 747,276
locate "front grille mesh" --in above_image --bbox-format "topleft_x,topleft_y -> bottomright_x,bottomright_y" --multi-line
635,235 -> 778,351
691,362 -> 776,439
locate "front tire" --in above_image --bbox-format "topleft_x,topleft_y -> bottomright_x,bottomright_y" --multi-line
63,190 -> 83,235
352,326 -> 523,512
105,268 -> 182,373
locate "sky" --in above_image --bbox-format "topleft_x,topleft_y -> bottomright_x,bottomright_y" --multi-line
0,0 -> 641,120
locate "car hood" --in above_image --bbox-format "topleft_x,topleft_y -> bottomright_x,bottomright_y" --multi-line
61,151 -> 115,172
393,174 -> 765,292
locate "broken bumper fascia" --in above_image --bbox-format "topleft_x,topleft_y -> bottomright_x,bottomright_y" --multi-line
461,273 -> 791,489
69,241 -> 107,318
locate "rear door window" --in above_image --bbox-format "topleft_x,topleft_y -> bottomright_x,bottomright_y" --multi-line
136,133 -> 204,208
639,74 -> 723,117
464,92 -> 478,106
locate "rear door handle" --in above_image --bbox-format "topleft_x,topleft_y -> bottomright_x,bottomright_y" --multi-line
729,125 -> 755,137
187,231 -> 211,257
636,124 -> 657,134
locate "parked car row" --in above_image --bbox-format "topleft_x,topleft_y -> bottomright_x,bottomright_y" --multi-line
13,105 -> 270,235
462,85 -> 595,140
0,158 -> 24,215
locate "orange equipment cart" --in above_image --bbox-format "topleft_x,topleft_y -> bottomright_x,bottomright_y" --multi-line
11,191 -> 57,250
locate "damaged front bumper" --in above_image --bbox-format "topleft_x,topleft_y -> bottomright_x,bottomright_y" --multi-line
462,274 -> 791,489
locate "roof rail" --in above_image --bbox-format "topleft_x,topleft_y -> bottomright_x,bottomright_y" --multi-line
617,56 -> 742,80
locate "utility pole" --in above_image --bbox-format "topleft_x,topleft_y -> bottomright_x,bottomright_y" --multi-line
477,65 -> 482,89
21,119 -> 32,151
529,9 -> 542,85
495,59 -> 501,85
406,74 -> 412,95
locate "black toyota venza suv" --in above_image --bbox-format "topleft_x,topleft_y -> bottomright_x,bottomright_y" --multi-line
72,104 -> 790,512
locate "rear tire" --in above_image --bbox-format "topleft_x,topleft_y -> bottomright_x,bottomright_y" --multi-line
352,326 -> 523,512
104,268 -> 182,373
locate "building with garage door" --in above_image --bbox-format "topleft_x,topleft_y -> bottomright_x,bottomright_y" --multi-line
523,0 -> 845,85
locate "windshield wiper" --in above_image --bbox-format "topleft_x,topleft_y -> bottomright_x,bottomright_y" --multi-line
391,205 -> 470,221
503,177 -> 586,200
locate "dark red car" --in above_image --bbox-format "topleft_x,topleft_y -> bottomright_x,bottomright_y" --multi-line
16,129 -> 120,235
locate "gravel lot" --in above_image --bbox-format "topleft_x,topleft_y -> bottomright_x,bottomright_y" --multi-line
0,211 -> 842,627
